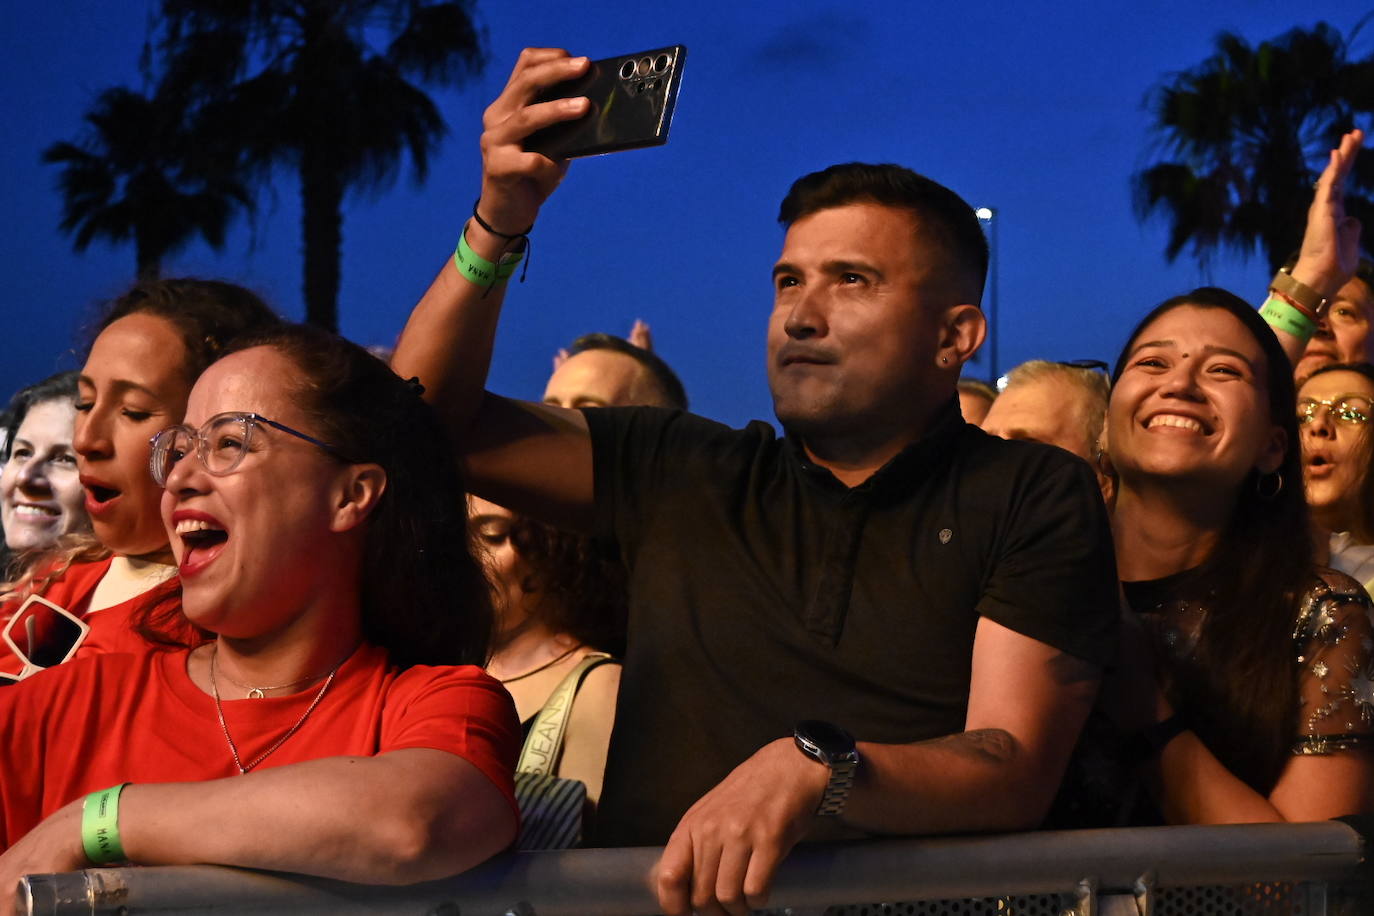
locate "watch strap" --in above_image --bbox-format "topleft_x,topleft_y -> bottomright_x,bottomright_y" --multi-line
815,756 -> 858,817
1270,267 -> 1329,317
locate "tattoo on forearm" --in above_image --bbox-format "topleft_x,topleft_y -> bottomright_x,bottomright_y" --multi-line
930,728 -> 1017,764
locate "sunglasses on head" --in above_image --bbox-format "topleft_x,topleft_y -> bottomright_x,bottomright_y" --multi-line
997,359 -> 1109,392
0,595 -> 90,687
1054,359 -> 1110,373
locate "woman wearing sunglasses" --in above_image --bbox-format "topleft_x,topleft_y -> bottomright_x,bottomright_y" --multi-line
0,324 -> 518,890
1299,364 -> 1374,595
0,280 -> 281,676
1082,288 -> 1374,827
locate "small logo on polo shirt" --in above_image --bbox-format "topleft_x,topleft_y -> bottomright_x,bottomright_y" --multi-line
938,528 -> 952,544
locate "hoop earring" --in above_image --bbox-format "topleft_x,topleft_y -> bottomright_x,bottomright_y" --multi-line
1256,470 -> 1283,500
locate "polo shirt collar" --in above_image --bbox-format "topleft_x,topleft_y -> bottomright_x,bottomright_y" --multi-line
786,396 -> 967,497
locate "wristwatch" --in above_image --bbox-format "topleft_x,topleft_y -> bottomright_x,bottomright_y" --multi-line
1270,266 -> 1329,318
793,720 -> 860,817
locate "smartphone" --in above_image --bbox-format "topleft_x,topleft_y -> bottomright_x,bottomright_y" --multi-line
525,45 -> 687,159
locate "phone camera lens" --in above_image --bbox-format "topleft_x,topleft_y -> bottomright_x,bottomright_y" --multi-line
619,60 -> 636,80
636,57 -> 652,76
654,54 -> 670,73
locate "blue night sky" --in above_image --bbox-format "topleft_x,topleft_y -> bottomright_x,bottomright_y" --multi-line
3,1 -> 1371,428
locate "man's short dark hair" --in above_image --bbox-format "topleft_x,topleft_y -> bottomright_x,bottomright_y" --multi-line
777,163 -> 989,304
568,333 -> 689,410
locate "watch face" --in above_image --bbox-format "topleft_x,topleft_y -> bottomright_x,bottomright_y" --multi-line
795,720 -> 856,760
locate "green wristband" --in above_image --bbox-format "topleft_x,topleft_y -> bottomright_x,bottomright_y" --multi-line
1259,296 -> 1315,342
81,783 -> 129,864
453,227 -> 524,289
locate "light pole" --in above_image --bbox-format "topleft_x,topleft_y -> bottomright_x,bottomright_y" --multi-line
975,207 -> 998,383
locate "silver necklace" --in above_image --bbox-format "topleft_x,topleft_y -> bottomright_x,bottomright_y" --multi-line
209,645 -> 344,774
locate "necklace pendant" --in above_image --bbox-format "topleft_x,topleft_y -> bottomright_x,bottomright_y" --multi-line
246,687 -> 266,699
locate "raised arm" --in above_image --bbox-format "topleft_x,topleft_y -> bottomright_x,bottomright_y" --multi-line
391,49 -> 598,529
653,617 -> 1100,916
1265,129 -> 1365,367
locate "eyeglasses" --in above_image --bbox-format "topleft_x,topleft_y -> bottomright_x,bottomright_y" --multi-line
149,411 -> 345,487
0,595 -> 90,686
1298,396 -> 1373,427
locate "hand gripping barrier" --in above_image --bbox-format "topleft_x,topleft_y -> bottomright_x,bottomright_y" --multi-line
16,821 -> 1374,916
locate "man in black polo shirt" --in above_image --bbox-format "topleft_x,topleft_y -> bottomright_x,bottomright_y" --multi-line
394,49 -> 1118,916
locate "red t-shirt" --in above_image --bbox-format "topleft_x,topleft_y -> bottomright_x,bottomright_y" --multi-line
0,643 -> 520,849
0,558 -> 189,676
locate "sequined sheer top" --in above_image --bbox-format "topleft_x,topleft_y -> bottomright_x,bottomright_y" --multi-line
1125,567 -> 1374,756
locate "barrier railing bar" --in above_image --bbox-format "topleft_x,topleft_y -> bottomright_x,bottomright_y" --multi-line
18,821 -> 1373,916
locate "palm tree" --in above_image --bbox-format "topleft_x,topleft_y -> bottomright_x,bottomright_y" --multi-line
42,78 -> 253,281
1134,21 -> 1374,273
159,0 -> 487,330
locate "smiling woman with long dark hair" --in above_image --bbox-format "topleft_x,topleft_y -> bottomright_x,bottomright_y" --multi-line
1101,288 -> 1374,823
0,325 -> 517,890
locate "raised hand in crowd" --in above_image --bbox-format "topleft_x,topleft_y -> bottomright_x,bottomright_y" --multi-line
628,318 -> 653,351
1268,129 -> 1365,370
394,48 -> 597,531
553,319 -> 655,371
1293,130 -> 1365,301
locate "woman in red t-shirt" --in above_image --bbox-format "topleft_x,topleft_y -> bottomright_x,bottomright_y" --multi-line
0,280 -> 282,672
0,324 -> 518,889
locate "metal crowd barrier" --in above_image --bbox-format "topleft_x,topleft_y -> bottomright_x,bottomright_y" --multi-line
17,820 -> 1374,916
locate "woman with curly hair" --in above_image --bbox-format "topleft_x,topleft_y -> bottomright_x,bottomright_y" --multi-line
470,496 -> 623,841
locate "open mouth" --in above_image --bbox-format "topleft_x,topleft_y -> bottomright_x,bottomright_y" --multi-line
81,480 -> 121,516
175,518 -> 229,575
87,485 -> 119,504
1306,454 -> 1335,477
1302,455 -> 1335,483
